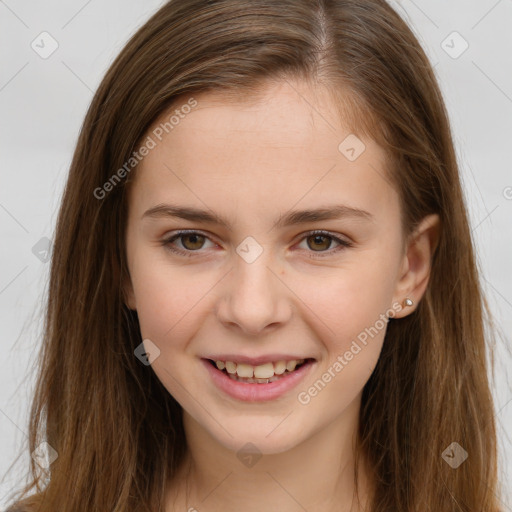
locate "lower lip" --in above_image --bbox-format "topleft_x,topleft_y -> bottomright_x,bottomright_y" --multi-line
201,358 -> 316,402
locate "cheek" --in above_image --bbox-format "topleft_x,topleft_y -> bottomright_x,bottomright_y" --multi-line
129,262 -> 209,397
293,276 -> 390,413
290,257 -> 398,344
126,239 -> 186,332
285,247 -> 400,392
131,265 -> 199,343
303,279 -> 389,370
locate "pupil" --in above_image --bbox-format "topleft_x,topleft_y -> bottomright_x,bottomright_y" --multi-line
309,235 -> 329,251
183,234 -> 204,250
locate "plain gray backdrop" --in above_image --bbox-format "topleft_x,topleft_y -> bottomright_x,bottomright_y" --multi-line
1,0 -> 511,508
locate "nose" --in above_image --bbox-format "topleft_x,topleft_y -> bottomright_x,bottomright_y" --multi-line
215,247 -> 292,336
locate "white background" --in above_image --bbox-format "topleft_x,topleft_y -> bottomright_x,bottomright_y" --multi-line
0,0 -> 511,509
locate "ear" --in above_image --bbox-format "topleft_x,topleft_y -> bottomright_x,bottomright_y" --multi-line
122,273 -> 137,311
391,214 -> 441,318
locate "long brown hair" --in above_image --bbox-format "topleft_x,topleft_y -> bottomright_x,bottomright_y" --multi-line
5,0 -> 504,510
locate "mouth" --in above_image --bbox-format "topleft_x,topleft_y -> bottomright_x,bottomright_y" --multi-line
205,357 -> 314,383
201,357 -> 316,402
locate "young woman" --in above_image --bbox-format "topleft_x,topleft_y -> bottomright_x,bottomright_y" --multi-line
5,0 -> 505,510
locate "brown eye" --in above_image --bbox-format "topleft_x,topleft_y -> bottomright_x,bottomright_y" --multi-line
306,234 -> 333,251
163,230 -> 216,257
180,233 -> 206,250
297,230 -> 352,259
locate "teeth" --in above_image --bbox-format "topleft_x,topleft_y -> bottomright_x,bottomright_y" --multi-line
273,360 -> 287,375
214,358 -> 306,379
236,363 -> 254,378
286,360 -> 298,372
253,362 -> 274,379
227,373 -> 282,384
225,361 -> 237,374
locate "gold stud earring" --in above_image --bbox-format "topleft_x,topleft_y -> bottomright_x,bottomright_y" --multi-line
403,298 -> 414,307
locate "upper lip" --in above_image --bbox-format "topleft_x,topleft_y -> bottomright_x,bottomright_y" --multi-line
203,354 -> 315,366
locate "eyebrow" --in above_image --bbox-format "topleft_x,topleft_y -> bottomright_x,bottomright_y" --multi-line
142,203 -> 374,230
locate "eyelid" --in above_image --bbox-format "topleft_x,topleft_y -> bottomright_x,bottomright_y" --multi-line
161,229 -> 353,258
162,229 -> 218,256
295,229 -> 353,258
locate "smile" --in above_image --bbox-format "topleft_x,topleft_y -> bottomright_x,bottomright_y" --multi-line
211,358 -> 309,383
202,358 -> 316,402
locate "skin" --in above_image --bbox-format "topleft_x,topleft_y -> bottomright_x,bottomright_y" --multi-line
124,78 -> 439,512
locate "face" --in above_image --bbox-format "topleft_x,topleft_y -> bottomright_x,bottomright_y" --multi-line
124,79 -> 410,455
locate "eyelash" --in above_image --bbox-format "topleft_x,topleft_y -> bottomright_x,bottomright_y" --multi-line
161,229 -> 353,259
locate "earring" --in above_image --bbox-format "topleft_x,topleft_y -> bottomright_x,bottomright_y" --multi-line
403,297 -> 414,307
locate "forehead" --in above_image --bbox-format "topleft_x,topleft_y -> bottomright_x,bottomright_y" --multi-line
129,80 -> 397,221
